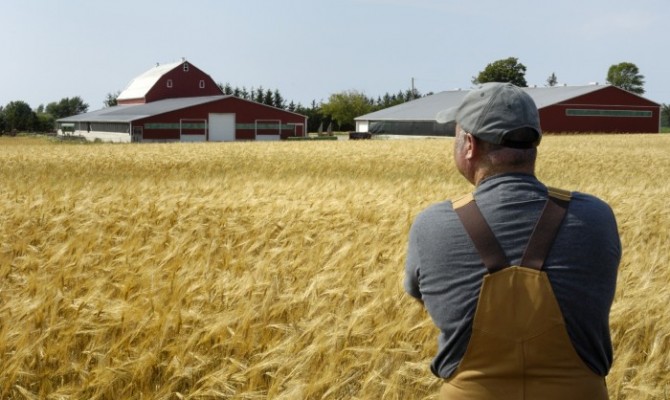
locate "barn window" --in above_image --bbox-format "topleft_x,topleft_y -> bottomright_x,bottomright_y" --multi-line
199,80 -> 205,88
167,79 -> 173,88
566,109 -> 652,117
183,62 -> 189,72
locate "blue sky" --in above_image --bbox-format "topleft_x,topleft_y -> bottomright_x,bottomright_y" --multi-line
2,0 -> 668,110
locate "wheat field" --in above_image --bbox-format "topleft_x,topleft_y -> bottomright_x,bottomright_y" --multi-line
0,134 -> 668,399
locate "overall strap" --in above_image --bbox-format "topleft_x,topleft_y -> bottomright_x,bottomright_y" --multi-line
453,193 -> 509,273
452,187 -> 572,273
520,187 -> 571,270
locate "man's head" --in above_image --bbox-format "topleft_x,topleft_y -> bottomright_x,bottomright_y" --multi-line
436,82 -> 542,147
437,83 -> 541,185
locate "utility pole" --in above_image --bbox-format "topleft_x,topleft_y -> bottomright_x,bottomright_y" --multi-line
411,77 -> 415,97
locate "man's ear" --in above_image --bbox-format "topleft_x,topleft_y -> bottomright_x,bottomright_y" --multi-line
464,133 -> 477,160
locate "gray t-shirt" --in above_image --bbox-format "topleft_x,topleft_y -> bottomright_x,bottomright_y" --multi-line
405,173 -> 621,378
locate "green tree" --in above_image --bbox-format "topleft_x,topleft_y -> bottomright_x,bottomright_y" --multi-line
546,72 -> 558,87
46,97 -> 89,118
295,100 -> 325,133
254,86 -> 264,104
35,112 -> 56,132
381,93 -> 393,108
472,57 -> 528,87
662,103 -> 670,128
4,101 -> 36,132
0,106 -> 5,133
30,103 -> 57,132
218,82 -> 234,95
263,89 -> 274,106
606,62 -> 645,94
104,91 -> 120,107
273,89 -> 285,109
405,88 -> 421,101
321,90 -> 373,131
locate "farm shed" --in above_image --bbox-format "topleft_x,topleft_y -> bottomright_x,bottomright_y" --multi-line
57,60 -> 307,142
355,84 -> 661,135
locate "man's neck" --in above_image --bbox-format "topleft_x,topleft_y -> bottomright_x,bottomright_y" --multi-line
473,166 -> 535,186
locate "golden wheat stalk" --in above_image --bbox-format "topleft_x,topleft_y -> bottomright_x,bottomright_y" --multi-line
0,135 -> 668,399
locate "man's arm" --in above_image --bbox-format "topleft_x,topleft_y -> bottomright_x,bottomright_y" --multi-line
404,221 -> 424,305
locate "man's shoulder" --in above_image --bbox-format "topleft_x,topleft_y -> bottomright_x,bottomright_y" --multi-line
412,198 -> 464,232
560,191 -> 619,240
568,191 -> 615,214
538,184 -> 612,212
415,200 -> 450,221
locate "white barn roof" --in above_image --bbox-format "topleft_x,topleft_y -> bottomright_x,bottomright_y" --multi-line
117,61 -> 183,101
521,85 -> 619,108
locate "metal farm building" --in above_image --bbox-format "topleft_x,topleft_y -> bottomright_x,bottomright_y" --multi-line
355,84 -> 661,136
532,85 -> 659,133
58,60 -> 307,142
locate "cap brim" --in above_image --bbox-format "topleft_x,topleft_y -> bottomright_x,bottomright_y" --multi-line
435,107 -> 457,124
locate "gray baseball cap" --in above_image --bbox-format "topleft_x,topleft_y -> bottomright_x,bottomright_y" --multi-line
436,82 -> 541,147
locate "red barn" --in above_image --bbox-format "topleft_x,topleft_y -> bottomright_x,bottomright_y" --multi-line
355,84 -> 661,135
529,85 -> 660,133
58,60 -> 307,142
117,60 -> 223,105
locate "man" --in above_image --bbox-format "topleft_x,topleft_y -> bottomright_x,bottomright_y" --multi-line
404,82 -> 621,399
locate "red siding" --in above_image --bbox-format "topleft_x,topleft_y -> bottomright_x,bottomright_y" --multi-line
145,63 -> 223,102
135,97 -> 307,141
540,86 -> 660,133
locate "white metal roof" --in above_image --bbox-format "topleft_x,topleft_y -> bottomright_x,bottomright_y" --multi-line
58,96 -> 231,123
117,61 -> 183,101
521,85 -> 611,108
356,90 -> 468,121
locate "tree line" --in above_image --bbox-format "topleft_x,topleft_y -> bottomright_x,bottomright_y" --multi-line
0,97 -> 88,134
0,86 -> 420,134
1,58 -> 668,135
215,83 -> 422,132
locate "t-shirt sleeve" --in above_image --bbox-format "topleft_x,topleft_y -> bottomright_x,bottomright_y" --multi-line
404,218 -> 423,300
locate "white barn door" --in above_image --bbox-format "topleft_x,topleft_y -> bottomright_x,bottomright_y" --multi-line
209,113 -> 236,141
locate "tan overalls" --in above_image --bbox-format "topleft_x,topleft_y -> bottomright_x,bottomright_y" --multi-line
441,188 -> 609,400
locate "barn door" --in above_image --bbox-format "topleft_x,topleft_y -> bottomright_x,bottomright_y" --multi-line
209,113 -> 236,141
